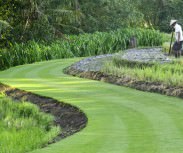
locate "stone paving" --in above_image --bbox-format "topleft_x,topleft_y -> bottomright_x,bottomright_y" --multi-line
71,48 -> 171,72
72,54 -> 114,72
121,48 -> 170,63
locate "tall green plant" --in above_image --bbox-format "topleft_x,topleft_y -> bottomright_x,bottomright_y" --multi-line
0,94 -> 60,153
0,28 -> 163,70
102,58 -> 183,87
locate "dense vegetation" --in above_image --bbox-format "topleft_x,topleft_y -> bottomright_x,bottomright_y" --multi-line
0,94 -> 60,153
0,0 -> 182,46
0,28 -> 163,70
102,57 -> 183,87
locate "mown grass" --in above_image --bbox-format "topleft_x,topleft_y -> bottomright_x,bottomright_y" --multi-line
1,59 -> 183,153
0,28 -> 163,70
102,57 -> 183,87
0,93 -> 60,153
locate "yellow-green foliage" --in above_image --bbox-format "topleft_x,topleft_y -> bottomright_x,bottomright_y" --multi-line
162,33 -> 171,42
0,95 -> 60,153
162,42 -> 170,53
102,58 -> 183,87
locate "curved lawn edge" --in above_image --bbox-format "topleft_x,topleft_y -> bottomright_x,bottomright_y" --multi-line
64,66 -> 183,99
0,83 -> 88,143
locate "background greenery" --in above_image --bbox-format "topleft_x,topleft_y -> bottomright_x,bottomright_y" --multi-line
0,28 -> 163,70
0,0 -> 182,46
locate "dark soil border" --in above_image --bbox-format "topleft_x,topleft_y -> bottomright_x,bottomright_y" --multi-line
64,67 -> 183,99
0,83 -> 87,144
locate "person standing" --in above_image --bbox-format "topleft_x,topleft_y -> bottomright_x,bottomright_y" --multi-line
170,20 -> 183,58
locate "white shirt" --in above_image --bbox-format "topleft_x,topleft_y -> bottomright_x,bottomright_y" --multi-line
174,23 -> 183,42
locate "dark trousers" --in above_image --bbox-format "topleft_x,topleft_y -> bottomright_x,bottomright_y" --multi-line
172,41 -> 183,58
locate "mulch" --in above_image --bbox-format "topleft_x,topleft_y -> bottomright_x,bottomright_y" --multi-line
0,83 -> 87,143
64,67 -> 183,99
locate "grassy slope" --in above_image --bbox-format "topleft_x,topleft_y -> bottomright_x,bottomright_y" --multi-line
1,58 -> 183,153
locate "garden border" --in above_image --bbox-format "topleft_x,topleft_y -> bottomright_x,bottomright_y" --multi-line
0,83 -> 88,144
64,66 -> 183,99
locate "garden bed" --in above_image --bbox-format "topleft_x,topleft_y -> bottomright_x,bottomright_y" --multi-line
64,48 -> 183,99
0,83 -> 87,142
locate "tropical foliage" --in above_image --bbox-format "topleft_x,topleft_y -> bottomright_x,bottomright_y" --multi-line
0,0 -> 182,45
0,28 -> 163,70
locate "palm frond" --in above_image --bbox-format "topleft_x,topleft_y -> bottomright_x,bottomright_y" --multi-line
0,20 -> 12,32
0,20 -> 10,27
48,9 -> 74,16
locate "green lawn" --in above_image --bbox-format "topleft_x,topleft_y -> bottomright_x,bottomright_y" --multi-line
1,58 -> 183,153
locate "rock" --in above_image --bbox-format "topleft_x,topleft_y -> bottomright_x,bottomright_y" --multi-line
70,48 -> 171,72
120,48 -> 171,63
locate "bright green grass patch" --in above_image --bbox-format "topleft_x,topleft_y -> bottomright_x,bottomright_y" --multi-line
102,57 -> 183,87
0,94 -> 60,153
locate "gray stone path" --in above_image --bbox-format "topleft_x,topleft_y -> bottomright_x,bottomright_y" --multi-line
121,48 -> 170,63
71,48 -> 171,72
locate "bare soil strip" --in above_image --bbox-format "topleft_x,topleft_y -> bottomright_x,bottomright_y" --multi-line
65,67 -> 183,99
0,83 -> 87,143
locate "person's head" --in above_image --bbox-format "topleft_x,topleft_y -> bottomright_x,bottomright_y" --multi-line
170,20 -> 177,28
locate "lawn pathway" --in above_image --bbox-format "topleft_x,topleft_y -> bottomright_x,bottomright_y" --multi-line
1,58 -> 183,153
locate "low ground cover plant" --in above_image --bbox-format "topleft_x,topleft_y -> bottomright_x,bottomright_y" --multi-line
0,94 -> 60,153
0,28 -> 163,70
102,57 -> 183,87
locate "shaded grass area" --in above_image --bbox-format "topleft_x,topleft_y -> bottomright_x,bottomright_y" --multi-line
0,93 -> 60,153
102,57 -> 183,87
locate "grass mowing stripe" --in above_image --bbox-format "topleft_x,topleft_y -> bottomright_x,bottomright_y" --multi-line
95,115 -> 128,153
119,99 -> 183,153
134,95 -> 183,146
2,62 -> 183,153
24,59 -> 74,78
94,102 -> 130,153
96,102 -> 157,153
124,92 -> 183,140
1,58 -> 183,153
35,63 -> 182,151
